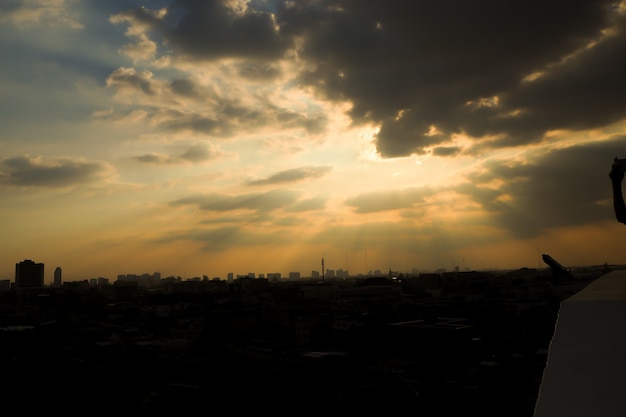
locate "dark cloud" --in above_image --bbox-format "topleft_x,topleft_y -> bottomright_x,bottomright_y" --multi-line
110,5 -> 166,33
460,31 -> 626,150
345,186 -> 434,213
153,104 -> 326,136
274,111 -> 327,134
170,78 -> 199,97
343,137 -> 622,237
432,146 -> 462,157
106,67 -> 158,95
134,142 -> 216,164
459,139 -> 622,237
246,165 -> 332,186
168,78 -> 222,103
156,225 -> 244,251
114,0 -> 290,61
237,62 -> 282,80
179,142 -> 211,161
277,0 -> 623,156
167,0 -> 289,60
111,1 -> 626,157
0,1 -> 21,14
162,112 -> 220,134
171,188 -> 300,212
105,71 -> 329,135
0,155 -> 110,187
156,222 -> 299,251
135,153 -> 169,164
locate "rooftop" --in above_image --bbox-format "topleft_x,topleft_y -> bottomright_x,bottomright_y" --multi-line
533,270 -> 626,417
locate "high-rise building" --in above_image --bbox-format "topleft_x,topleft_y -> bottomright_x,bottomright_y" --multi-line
15,259 -> 44,288
54,266 -> 62,287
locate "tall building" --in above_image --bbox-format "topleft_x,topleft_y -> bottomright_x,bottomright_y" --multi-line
15,259 -> 44,288
54,266 -> 62,287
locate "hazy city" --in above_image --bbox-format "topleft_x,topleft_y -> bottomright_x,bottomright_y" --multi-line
1,255 -> 616,416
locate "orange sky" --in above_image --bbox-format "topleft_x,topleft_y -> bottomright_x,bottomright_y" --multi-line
2,0 -> 626,283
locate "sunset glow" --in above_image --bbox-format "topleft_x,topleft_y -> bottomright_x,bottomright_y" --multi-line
2,0 -> 626,283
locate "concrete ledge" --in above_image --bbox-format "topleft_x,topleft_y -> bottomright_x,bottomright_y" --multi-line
533,270 -> 626,417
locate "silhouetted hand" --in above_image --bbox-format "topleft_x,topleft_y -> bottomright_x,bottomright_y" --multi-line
610,157 -> 625,183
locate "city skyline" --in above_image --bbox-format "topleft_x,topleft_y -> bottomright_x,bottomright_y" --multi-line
3,1 -> 626,282
1,256 -> 449,284
3,252 -> 609,285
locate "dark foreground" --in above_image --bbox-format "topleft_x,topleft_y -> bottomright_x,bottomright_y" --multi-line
0,267 -> 606,416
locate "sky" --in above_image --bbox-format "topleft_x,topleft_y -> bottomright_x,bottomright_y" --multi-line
3,0 -> 626,283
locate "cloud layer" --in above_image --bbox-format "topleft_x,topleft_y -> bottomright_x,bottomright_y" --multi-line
0,155 -> 112,187
108,0 -> 626,159
2,0 -> 626,281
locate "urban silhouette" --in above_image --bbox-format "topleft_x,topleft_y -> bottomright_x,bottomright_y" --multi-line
1,257 -> 611,416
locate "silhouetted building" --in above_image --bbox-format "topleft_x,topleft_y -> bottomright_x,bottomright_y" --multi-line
15,259 -> 44,288
237,276 -> 269,293
117,272 -> 161,287
53,266 -> 62,287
